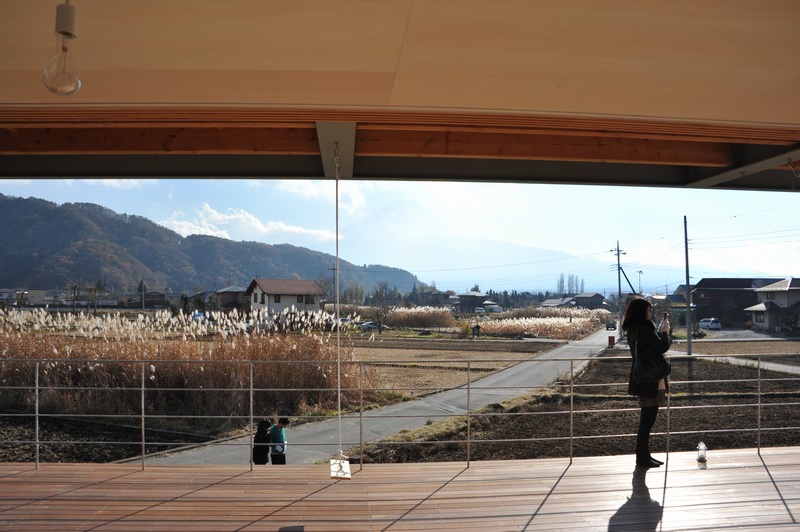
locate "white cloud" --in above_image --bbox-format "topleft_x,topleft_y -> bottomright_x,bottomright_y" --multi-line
274,179 -> 367,216
80,179 -> 158,190
160,218 -> 230,239
158,203 -> 336,242
340,185 -> 367,216
274,180 -> 329,199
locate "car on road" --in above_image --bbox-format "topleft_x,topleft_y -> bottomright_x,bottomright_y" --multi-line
324,317 -> 352,330
360,321 -> 389,331
605,320 -> 617,330
698,317 -> 722,330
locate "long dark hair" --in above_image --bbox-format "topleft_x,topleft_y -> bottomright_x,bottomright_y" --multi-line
622,297 -> 651,333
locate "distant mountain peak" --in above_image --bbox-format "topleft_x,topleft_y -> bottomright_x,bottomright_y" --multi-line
0,194 -> 419,295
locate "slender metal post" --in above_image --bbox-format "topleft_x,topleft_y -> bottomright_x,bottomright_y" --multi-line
757,357 -> 762,455
359,362 -> 364,472
140,362 -> 146,470
569,360 -> 574,463
249,362 -> 254,471
666,364 -> 671,464
684,216 -> 693,356
35,361 -> 40,470
466,361 -> 471,467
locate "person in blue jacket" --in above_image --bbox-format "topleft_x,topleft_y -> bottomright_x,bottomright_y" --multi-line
622,297 -> 671,468
268,417 -> 290,465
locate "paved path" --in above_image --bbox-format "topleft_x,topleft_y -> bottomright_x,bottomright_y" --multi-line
667,349 -> 800,375
145,328 -> 617,466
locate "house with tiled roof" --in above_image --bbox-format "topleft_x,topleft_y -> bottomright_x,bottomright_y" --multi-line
456,291 -> 486,312
744,277 -> 800,332
213,285 -> 248,311
572,292 -> 606,309
691,277 -> 781,327
540,297 -> 575,308
246,278 -> 325,314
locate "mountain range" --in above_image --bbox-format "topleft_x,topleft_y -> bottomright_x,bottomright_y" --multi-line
340,200 -> 623,294
0,194 -> 419,295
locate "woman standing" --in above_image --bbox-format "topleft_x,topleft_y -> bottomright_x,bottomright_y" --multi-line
252,419 -> 271,465
622,297 -> 671,468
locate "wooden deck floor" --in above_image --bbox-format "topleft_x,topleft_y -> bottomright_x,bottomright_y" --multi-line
1,447 -> 798,531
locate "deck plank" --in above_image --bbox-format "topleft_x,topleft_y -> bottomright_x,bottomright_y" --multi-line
0,447 -> 798,531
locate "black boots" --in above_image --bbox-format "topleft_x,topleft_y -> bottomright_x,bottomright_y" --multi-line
636,406 -> 661,468
636,456 -> 662,468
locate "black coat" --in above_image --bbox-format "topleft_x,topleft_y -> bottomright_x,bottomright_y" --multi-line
627,322 -> 672,398
252,427 -> 271,465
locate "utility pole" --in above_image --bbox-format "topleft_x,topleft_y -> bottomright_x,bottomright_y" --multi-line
637,270 -> 643,294
610,241 -> 626,339
328,266 -> 337,304
684,216 -> 692,356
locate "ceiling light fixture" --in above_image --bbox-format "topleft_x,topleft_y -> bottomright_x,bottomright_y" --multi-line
43,0 -> 82,96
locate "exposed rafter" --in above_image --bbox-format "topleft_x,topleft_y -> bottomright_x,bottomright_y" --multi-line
1,108 -> 799,191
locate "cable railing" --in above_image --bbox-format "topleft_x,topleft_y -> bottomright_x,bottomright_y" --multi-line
1,352 -> 798,470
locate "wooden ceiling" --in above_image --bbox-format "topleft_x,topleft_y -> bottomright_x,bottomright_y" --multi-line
1,1 -> 799,191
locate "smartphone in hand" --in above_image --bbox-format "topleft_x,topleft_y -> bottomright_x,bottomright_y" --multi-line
659,312 -> 670,333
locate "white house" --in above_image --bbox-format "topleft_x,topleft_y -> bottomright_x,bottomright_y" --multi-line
0,289 -> 17,305
744,277 -> 800,332
246,278 -> 325,314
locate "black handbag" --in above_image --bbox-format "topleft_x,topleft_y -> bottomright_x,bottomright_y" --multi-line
633,335 -> 671,383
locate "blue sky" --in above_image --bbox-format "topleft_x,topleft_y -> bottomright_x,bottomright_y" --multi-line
2,179 -> 799,294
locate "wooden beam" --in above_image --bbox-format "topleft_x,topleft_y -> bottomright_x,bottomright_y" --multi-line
2,107 -> 799,144
1,124 -> 732,166
355,129 -> 732,166
0,126 -> 320,155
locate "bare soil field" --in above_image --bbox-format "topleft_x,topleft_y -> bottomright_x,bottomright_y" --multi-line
352,337 -> 560,398
351,338 -> 800,464
672,338 -> 800,366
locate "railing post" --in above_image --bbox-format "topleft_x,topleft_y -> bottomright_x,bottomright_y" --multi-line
569,360 -> 574,464
359,362 -> 364,473
467,361 -> 471,468
666,360 -> 671,463
757,357 -> 762,455
140,362 -> 146,470
35,361 -> 40,470
249,362 -> 254,471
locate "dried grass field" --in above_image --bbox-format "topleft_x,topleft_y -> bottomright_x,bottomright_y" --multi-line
2,330 -> 798,464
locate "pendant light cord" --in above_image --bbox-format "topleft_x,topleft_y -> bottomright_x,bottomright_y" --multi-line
334,143 -> 344,459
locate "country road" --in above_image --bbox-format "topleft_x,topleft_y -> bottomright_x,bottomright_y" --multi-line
145,328 -> 615,466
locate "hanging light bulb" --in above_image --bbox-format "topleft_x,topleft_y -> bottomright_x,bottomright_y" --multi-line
43,0 -> 82,96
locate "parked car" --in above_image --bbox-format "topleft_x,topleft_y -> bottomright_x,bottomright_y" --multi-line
474,307 -> 486,314
698,318 -> 722,330
324,317 -> 352,330
360,321 -> 389,331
